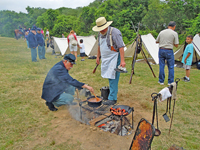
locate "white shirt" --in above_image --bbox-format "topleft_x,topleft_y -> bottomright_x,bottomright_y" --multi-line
156,29 -> 179,49
46,31 -> 49,35
79,43 -> 85,53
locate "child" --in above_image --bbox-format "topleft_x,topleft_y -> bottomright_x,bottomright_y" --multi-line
181,35 -> 194,82
46,34 -> 50,48
79,39 -> 85,61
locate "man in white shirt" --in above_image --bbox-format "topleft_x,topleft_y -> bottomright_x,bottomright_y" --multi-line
156,21 -> 179,85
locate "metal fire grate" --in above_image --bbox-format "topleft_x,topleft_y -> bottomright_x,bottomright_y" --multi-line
79,100 -> 134,136
79,100 -> 111,119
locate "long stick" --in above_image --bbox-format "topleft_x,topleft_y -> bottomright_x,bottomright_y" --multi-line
140,47 -> 156,78
169,99 -> 176,135
92,63 -> 99,74
129,37 -> 138,84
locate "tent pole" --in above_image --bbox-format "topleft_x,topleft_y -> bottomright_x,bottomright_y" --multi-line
140,46 -> 156,78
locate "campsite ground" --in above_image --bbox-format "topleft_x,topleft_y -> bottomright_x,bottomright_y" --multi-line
0,37 -> 199,150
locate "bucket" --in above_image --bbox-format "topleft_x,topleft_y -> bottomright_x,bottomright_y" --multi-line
100,86 -> 110,100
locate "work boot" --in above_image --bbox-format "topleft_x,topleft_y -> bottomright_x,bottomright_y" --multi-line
45,102 -> 58,111
103,100 -> 117,105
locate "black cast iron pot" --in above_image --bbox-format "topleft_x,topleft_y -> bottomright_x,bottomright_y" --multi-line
87,96 -> 103,108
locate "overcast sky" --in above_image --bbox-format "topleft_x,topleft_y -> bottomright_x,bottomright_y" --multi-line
0,0 -> 95,13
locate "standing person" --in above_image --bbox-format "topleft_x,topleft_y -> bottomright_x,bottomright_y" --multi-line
46,34 -> 50,48
41,28 -> 44,36
79,39 -> 85,61
181,35 -> 194,82
156,21 -> 179,85
62,34 -> 65,38
32,24 -> 37,30
28,28 -> 38,62
92,17 -> 126,105
67,30 -> 80,61
46,29 -> 49,36
41,54 -> 94,111
36,28 -> 46,59
25,32 -> 29,49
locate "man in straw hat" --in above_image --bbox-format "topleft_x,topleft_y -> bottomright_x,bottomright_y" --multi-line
92,17 -> 126,105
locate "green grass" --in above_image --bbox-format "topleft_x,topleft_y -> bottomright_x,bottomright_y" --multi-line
0,37 -> 200,150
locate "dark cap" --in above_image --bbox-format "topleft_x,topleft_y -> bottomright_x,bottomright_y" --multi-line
64,54 -> 76,64
168,21 -> 176,27
31,28 -> 36,31
37,28 -> 41,31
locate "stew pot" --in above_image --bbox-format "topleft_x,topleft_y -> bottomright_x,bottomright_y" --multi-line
87,96 -> 103,107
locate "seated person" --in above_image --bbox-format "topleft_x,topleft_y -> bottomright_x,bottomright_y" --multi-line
41,54 -> 94,111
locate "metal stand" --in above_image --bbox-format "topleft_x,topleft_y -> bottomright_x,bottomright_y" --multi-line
129,34 -> 156,84
79,101 -> 134,136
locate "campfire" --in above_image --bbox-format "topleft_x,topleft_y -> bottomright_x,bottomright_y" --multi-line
79,99 -> 134,136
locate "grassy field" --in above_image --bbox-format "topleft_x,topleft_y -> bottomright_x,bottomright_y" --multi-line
0,37 -> 199,150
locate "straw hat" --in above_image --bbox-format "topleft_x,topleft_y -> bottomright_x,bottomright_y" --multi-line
92,17 -> 113,32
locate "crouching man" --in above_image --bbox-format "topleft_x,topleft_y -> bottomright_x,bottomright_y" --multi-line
41,54 -> 94,111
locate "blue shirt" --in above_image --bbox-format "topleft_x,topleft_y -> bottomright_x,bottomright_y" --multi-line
28,32 -> 38,48
41,61 -> 84,102
36,33 -> 44,46
182,43 -> 194,65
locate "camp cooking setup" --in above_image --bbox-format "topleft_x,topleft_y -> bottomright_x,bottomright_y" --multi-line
74,31 -> 181,149
50,25 -> 188,149
76,76 -> 180,150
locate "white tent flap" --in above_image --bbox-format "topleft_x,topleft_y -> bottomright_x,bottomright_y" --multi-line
53,37 -> 68,55
124,33 -> 159,64
141,34 -> 159,64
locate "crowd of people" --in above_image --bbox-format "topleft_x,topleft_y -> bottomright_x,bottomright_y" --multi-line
20,17 -> 193,112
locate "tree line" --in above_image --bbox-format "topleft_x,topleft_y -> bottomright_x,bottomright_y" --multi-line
0,0 -> 200,44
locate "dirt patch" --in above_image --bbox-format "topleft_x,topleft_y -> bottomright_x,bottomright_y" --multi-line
44,100 -> 154,150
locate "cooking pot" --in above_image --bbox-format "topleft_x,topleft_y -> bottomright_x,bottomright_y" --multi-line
87,96 -> 103,107
100,86 -> 110,100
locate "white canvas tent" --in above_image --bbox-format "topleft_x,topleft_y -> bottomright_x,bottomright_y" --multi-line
174,34 -> 200,62
65,35 -> 96,56
46,46 -> 53,53
53,36 -> 96,56
124,33 -> 159,64
89,40 -> 127,57
53,37 -> 68,55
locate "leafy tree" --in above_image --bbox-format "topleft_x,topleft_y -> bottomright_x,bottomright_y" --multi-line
187,13 -> 200,35
52,15 -> 76,37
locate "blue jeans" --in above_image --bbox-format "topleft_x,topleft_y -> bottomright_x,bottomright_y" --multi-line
26,41 -> 29,48
38,45 -> 46,59
159,49 -> 174,84
42,45 -> 46,59
52,85 -> 75,107
108,53 -> 120,101
30,47 -> 37,62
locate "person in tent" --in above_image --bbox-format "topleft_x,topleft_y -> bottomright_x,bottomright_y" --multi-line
41,54 -> 94,111
92,17 -> 126,105
156,21 -> 179,85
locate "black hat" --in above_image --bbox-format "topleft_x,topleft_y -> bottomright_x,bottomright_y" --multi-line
31,28 -> 36,31
168,21 -> 176,27
37,28 -> 41,31
64,54 -> 76,64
